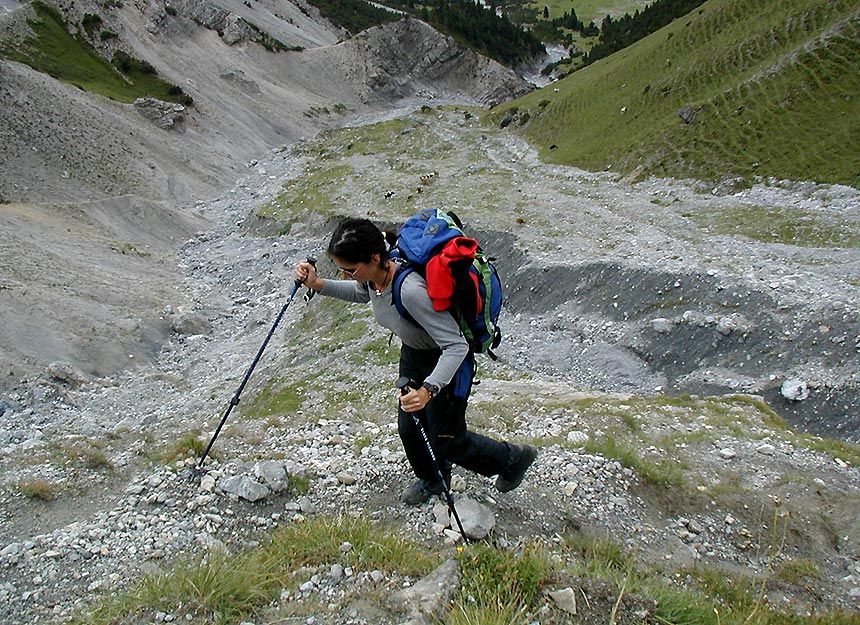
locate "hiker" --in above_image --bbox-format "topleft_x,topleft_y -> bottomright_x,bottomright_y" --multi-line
294,217 -> 537,505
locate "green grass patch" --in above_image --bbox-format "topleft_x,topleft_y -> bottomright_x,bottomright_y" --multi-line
493,0 -> 860,188
72,515 -> 436,625
565,531 -> 632,575
560,530 -> 858,625
162,431 -> 206,464
286,473 -> 311,496
527,0 -> 647,25
450,541 -> 555,625
255,114 -> 493,227
1,2 -> 192,105
360,335 -> 399,365
793,433 -> 860,467
68,513 -> 860,625
773,557 -> 820,585
691,204 -> 860,248
255,163 -> 356,224
584,432 -> 689,488
48,438 -> 113,470
242,379 -> 308,420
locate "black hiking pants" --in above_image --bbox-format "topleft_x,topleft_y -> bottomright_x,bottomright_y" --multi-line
397,345 -> 514,483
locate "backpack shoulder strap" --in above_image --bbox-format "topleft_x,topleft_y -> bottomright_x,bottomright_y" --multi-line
391,264 -> 414,321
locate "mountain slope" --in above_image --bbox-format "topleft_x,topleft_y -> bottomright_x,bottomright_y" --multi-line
493,0 -> 860,187
0,1 -> 531,206
0,1 -> 531,389
2,109 -> 859,625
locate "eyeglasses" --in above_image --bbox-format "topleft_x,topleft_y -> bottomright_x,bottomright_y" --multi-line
338,262 -> 364,277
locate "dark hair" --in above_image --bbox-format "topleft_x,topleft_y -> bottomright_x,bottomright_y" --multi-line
327,218 -> 389,264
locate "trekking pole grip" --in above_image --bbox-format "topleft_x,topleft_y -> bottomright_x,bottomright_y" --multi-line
396,376 -> 418,396
295,256 -> 318,303
294,256 -> 317,287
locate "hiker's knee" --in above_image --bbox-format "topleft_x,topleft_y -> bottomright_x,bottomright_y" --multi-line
435,432 -> 469,460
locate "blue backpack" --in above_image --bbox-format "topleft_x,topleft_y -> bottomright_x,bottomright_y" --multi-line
391,208 -> 503,358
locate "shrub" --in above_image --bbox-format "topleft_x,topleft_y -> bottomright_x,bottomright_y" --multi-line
81,13 -> 103,37
111,50 -> 156,75
17,478 -> 60,501
163,432 -> 205,463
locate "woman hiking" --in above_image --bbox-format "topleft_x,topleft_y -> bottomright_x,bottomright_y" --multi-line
294,217 -> 537,505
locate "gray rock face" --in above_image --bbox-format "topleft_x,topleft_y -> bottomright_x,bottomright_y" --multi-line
255,460 -> 288,491
45,362 -> 90,387
350,19 -> 532,107
678,105 -> 699,124
170,311 -> 212,336
548,587 -> 577,614
169,0 -> 342,49
133,98 -> 186,131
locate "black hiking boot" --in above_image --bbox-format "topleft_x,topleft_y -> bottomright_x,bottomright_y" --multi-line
495,444 -> 538,493
400,478 -> 445,506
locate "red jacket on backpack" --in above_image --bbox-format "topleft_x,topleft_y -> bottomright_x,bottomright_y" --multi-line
425,237 -> 480,313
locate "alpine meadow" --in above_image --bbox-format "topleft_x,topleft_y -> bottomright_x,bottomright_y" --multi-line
493,0 -> 860,187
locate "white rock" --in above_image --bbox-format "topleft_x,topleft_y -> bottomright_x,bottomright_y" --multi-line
780,379 -> 809,401
218,475 -> 269,502
449,474 -> 467,492
432,501 -> 449,526
548,587 -> 577,614
651,318 -> 674,334
199,475 -> 216,492
566,430 -> 589,445
756,443 -> 776,456
452,497 -> 495,540
336,472 -> 357,485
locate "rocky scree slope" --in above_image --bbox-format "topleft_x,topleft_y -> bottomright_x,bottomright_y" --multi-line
0,0 -> 532,390
1,109 -> 859,624
0,0 -> 531,206
241,107 -> 860,443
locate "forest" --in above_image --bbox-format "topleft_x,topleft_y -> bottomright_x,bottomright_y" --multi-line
303,0 -> 713,72
585,0 -> 709,64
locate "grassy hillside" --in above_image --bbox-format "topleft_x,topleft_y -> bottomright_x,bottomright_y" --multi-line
490,0 -> 860,188
0,2 -> 192,104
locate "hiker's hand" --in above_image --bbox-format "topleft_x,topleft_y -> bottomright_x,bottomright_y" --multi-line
295,261 -> 323,291
398,386 -> 431,413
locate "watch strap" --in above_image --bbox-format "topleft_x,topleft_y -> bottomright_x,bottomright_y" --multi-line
422,382 -> 440,398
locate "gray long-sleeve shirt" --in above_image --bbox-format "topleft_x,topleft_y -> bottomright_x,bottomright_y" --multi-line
320,270 -> 468,390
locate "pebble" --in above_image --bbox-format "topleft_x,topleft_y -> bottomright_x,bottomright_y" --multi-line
756,443 -> 776,455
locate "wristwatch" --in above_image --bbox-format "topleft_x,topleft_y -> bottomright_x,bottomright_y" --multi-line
421,382 -> 440,399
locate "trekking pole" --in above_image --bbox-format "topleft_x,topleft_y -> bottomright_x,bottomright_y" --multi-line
195,257 -> 317,473
396,377 -> 468,543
